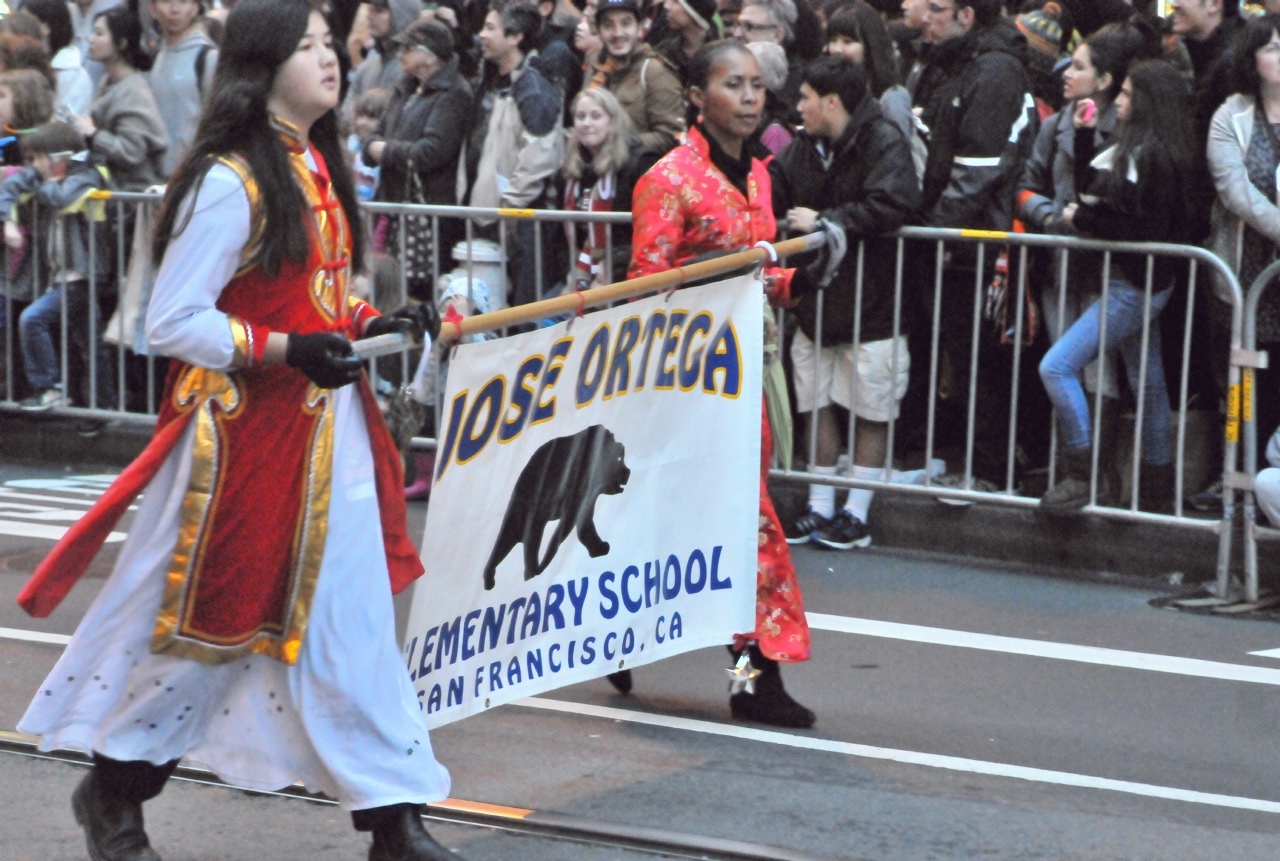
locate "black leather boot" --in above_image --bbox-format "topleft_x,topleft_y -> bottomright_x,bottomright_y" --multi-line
353,803 -> 457,861
728,645 -> 816,729
73,755 -> 177,861
605,670 -> 632,694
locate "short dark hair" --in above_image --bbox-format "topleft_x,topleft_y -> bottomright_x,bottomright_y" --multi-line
955,0 -> 1002,28
1230,13 -> 1280,97
1225,0 -> 1241,18
494,2 -> 542,50
801,54 -> 868,115
21,121 -> 85,157
22,0 -> 74,54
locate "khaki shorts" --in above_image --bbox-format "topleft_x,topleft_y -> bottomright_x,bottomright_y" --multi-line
790,330 -> 910,421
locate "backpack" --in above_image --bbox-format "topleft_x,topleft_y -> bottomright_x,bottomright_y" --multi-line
194,44 -> 212,97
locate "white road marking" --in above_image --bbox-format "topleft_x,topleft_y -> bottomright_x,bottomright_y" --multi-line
1248,647 -> 1280,659
0,519 -> 124,543
517,697 -> 1280,814
0,489 -> 97,507
0,627 -> 71,645
807,613 -> 1280,686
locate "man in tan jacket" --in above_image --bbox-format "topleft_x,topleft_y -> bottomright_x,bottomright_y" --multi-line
588,0 -> 684,155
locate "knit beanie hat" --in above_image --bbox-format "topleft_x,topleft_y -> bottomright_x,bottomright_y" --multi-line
395,19 -> 456,63
677,0 -> 718,30
1016,2 -> 1064,62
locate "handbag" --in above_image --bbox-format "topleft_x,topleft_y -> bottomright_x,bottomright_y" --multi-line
391,153 -> 435,284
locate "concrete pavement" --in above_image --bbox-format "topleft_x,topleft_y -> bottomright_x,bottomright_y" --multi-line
2,463 -> 1280,860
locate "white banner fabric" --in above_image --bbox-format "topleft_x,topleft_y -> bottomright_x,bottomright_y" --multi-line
404,274 -> 764,727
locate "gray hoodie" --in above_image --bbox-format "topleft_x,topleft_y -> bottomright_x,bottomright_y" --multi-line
148,29 -> 218,178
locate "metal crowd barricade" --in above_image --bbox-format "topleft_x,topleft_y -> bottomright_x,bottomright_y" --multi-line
1238,259 -> 1280,604
1,194 -> 1253,594
766,227 -> 1245,599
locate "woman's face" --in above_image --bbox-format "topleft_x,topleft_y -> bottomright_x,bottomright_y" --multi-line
87,17 -> 118,65
691,49 -> 765,142
1115,77 -> 1133,123
1257,30 -> 1280,89
574,96 -> 612,151
1063,43 -> 1103,102
826,34 -> 864,64
574,14 -> 602,55
269,11 -> 341,126
0,86 -> 13,128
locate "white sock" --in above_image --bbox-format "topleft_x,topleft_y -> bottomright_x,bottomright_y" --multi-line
843,465 -> 884,524
809,465 -> 837,518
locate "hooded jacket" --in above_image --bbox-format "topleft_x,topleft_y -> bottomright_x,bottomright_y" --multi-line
148,29 -> 218,177
365,58 -> 472,206
914,20 -> 1038,240
587,43 -> 683,155
769,94 -> 922,345
339,0 -> 420,129
458,53 -> 563,219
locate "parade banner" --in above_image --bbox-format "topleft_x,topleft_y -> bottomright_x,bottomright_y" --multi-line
404,274 -> 764,727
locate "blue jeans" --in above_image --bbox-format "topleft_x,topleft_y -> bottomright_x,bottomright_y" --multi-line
1039,280 -> 1173,465
19,281 -> 117,408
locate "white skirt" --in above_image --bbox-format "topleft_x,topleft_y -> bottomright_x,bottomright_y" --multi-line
19,386 -> 451,811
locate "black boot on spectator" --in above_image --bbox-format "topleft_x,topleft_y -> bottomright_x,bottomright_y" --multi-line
1040,446 -> 1094,511
74,754 -> 178,861
606,670 -> 633,694
355,803 -> 457,861
1139,463 -> 1175,514
729,645 -> 816,729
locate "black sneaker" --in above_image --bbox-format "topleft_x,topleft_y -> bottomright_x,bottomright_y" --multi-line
784,508 -> 829,544
813,510 -> 871,550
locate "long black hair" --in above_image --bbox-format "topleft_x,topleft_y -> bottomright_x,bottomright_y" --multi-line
152,0 -> 363,277
1083,17 -> 1160,104
825,4 -> 898,98
1101,60 -> 1196,214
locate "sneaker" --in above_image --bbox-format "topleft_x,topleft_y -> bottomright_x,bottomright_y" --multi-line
784,508 -> 829,545
812,509 -> 872,550
1188,479 -> 1223,513
19,389 -> 65,411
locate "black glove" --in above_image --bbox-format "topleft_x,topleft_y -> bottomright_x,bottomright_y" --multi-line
363,303 -> 441,343
285,332 -> 362,389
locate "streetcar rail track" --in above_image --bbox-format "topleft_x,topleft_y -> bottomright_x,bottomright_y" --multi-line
0,731 -> 833,861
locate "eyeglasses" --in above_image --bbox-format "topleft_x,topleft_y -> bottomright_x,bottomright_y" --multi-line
926,3 -> 954,14
736,21 -> 780,33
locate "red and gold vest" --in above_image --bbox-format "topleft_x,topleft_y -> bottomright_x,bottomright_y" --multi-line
18,129 -> 423,665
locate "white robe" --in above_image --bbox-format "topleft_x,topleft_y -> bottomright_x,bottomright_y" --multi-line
19,162 -> 450,811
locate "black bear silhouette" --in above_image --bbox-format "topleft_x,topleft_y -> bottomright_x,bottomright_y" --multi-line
482,425 -> 630,590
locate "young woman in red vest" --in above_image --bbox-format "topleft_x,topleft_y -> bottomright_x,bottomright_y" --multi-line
622,39 -> 816,729
16,3 -> 457,859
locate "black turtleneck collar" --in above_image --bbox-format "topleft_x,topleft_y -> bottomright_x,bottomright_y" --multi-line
697,123 -> 767,196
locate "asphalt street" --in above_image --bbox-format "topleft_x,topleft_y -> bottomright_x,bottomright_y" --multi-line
2,460 -> 1280,860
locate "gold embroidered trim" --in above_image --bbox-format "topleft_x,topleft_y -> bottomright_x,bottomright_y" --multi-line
217,155 -> 266,277
149,369 -> 335,665
228,316 -> 250,369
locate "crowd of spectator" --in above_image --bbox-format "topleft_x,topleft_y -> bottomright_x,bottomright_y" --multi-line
4,0 -> 1280,530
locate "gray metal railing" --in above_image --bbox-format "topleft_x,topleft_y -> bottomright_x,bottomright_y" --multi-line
1,197 -> 1250,593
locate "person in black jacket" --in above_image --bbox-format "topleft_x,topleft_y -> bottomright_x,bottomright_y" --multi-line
365,19 -> 472,301
1041,60 -> 1198,512
770,56 -> 921,549
910,0 -> 1039,491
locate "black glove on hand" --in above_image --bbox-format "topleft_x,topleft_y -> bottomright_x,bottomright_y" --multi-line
363,303 -> 441,343
285,332 -> 362,389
